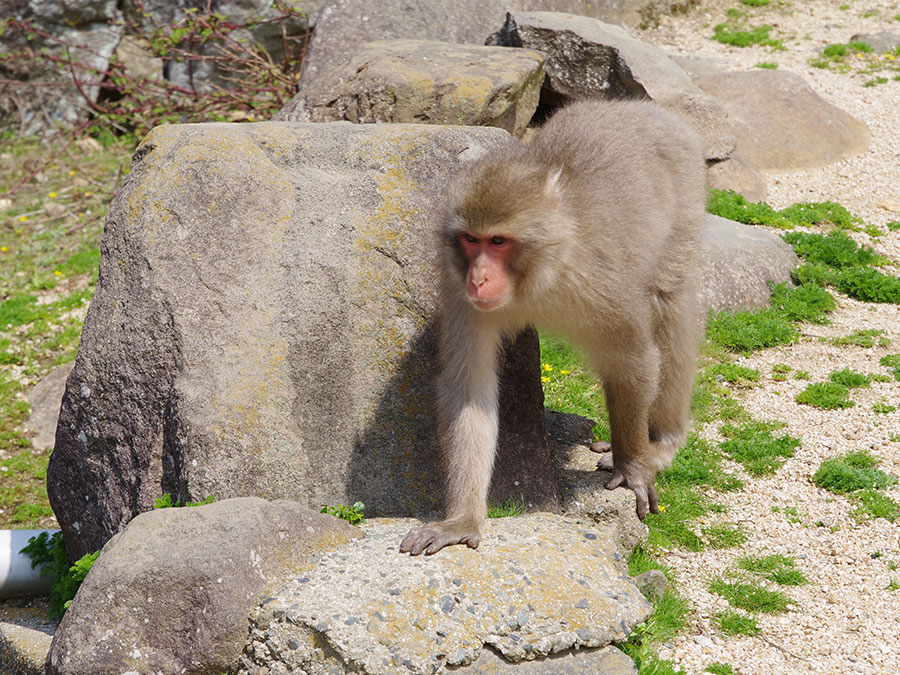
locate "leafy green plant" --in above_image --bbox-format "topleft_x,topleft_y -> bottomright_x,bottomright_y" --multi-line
707,663 -> 737,675
707,190 -> 863,230
796,382 -> 854,409
852,489 -> 900,522
881,354 -> 900,380
703,363 -> 760,384
706,307 -> 797,354
19,530 -> 99,618
320,501 -> 366,525
755,61 -> 778,69
154,493 -> 216,508
827,329 -> 889,348
712,23 -> 783,49
813,451 -> 897,493
828,368 -> 870,388
873,401 -> 896,415
719,421 -> 799,476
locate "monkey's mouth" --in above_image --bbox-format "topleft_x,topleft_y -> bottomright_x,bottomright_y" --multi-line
470,295 -> 509,311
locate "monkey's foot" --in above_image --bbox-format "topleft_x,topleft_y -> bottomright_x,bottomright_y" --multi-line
399,519 -> 482,556
592,445 -> 659,521
590,440 -> 612,454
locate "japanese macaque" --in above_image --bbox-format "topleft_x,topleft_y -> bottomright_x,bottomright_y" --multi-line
400,99 -> 705,556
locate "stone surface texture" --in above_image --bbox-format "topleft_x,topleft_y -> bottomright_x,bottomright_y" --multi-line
694,69 -> 871,171
45,498 -> 360,675
488,11 -> 735,160
698,214 -> 800,313
298,39 -> 545,137
47,121 -> 556,560
239,516 -> 650,674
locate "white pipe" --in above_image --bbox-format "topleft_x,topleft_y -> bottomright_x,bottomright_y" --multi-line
0,529 -> 59,598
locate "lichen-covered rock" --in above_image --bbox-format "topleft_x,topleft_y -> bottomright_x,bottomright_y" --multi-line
239,516 -> 650,674
45,498 -> 360,675
487,11 -> 735,160
290,39 -> 544,137
48,121 -> 556,559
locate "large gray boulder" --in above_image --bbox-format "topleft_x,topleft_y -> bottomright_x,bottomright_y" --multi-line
48,121 -> 556,560
487,11 -> 735,160
284,0 -> 697,122
240,516 -> 650,673
45,498 -> 360,675
699,214 -> 800,313
694,70 -> 871,171
292,39 -> 545,137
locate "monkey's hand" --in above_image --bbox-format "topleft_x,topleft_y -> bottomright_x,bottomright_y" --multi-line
592,444 -> 659,520
399,518 -> 482,556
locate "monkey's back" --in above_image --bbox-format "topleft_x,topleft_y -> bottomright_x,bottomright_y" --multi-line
528,99 -> 705,298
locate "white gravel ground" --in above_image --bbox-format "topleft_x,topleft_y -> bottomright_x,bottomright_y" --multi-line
637,2 -> 900,673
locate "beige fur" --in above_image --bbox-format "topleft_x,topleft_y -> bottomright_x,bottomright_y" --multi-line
400,100 -> 706,556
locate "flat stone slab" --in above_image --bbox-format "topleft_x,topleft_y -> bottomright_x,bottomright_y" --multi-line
241,515 -> 651,674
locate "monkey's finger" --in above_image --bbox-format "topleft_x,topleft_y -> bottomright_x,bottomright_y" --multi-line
632,485 -> 651,520
590,441 -> 612,454
647,485 -> 660,515
604,470 -> 625,490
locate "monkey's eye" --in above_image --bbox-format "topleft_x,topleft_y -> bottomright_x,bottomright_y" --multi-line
490,236 -> 508,246
461,233 -> 478,244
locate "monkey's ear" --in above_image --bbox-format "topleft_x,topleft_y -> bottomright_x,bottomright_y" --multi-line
543,166 -> 564,208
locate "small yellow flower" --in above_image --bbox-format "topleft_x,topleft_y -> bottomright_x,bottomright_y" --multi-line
541,376 -> 550,383
856,53 -> 864,58
658,504 -> 667,512
888,54 -> 896,60
542,363 -> 554,372
85,191 -> 92,197
48,192 -> 57,198
69,170 -> 76,176
18,215 -> 26,222
54,269 -> 62,277
0,246 -> 7,252
560,370 -> 570,375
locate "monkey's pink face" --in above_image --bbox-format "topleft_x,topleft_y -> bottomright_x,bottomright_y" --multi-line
458,233 -> 516,311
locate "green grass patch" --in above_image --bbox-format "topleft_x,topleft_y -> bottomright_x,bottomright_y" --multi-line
827,329 -> 890,348
813,451 -> 897,493
706,307 -> 798,354
796,382 -> 854,409
702,363 -> 760,385
852,489 -> 900,522
539,334 -> 609,442
881,354 -> 900,380
769,282 -> 835,324
874,401 -> 896,415
828,368 -> 870,388
707,190 -> 863,230
713,609 -> 760,636
719,421 -> 799,476
783,230 -> 881,267
707,663 -> 738,675
709,578 -> 794,613
706,281 -> 837,355
487,496 -> 526,519
712,23 -> 783,49
738,554 -> 808,585
702,523 -> 748,549
755,61 -> 778,69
